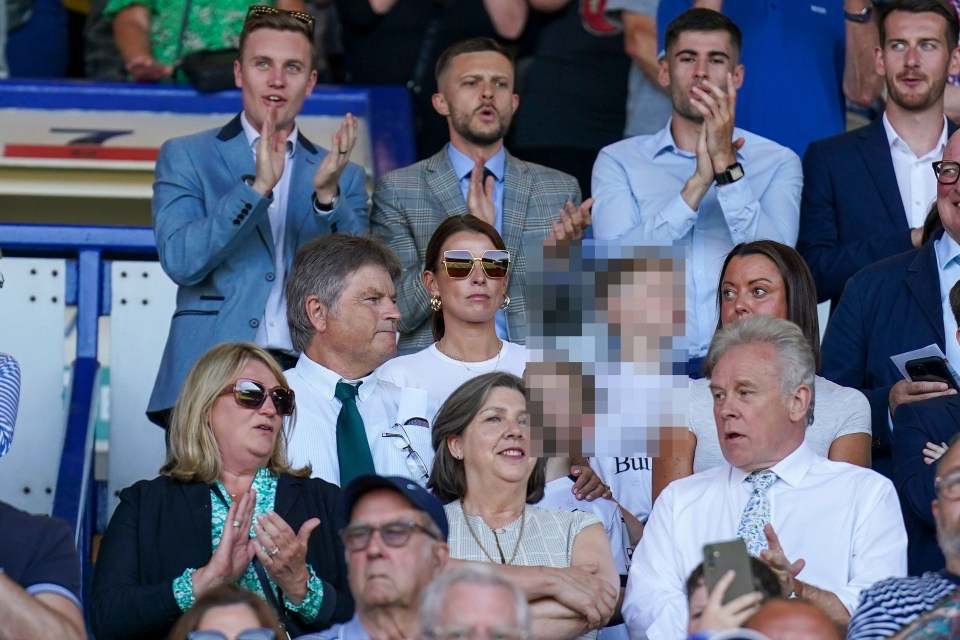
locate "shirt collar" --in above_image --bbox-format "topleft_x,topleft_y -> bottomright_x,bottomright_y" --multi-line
936,230 -> 960,270
447,144 -> 506,181
240,110 -> 298,158
653,118 -> 745,163
728,440 -> 815,489
292,353 -> 380,402
882,111 -> 949,159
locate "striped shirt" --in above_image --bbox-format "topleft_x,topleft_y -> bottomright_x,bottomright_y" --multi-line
847,571 -> 960,640
0,353 -> 20,458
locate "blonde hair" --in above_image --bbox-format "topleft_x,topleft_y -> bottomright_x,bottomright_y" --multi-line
161,342 -> 309,482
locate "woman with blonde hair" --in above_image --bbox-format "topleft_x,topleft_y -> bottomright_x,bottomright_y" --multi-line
92,342 -> 352,640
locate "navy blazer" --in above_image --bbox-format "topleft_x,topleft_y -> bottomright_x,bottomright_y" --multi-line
148,115 -> 369,421
91,473 -> 353,640
821,235 -> 946,478
798,118 -> 956,305
892,394 -> 960,575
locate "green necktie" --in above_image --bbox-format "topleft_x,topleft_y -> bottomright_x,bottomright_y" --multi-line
335,381 -> 376,486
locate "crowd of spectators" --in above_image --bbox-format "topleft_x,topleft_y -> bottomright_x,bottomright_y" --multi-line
6,1 -> 960,640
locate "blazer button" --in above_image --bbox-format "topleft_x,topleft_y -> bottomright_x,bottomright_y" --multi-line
266,272 -> 275,282
243,204 -> 252,212
233,219 -> 241,226
249,319 -> 260,328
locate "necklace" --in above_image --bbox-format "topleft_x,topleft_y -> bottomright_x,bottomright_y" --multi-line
437,339 -> 503,373
460,500 -> 526,565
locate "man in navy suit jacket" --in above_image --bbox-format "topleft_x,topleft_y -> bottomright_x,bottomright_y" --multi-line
148,8 -> 369,427
821,128 -> 960,479
798,0 -> 960,307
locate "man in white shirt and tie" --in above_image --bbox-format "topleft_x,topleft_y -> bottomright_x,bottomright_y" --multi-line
622,315 -> 907,639
284,234 -> 434,486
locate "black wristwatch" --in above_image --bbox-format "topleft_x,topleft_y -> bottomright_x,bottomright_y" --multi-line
714,162 -> 745,186
844,4 -> 873,23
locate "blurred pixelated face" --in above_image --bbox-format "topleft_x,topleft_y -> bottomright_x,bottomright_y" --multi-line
525,364 -> 592,457
447,387 -> 536,486
939,133 -> 960,243
876,10 -> 959,112
235,28 -> 317,135
423,231 -> 508,327
210,359 -> 283,468
196,604 -> 264,638
710,342 -> 807,472
933,444 -> 960,558
433,583 -> 524,640
660,30 -> 743,123
719,255 -> 788,327
346,489 -> 444,610
606,267 -> 684,364
433,51 -> 519,148
320,265 -> 400,373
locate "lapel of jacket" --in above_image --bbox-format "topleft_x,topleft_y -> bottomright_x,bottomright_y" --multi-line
905,236 -> 946,349
284,131 -> 321,268
857,118 -> 909,231
273,473 -> 301,523
217,113 -> 274,260
182,481 -> 215,558
501,151 -> 531,256
426,146 -> 470,217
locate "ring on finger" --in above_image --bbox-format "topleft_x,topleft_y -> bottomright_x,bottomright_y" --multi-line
269,546 -> 280,557
232,520 -> 241,528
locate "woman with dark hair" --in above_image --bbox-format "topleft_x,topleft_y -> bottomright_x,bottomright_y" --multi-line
652,240 -> 872,501
168,584 -> 284,640
92,342 -> 352,640
428,371 -> 619,640
378,215 -> 527,420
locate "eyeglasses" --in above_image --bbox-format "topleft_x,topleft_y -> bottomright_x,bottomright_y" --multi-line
187,629 -> 276,640
340,520 -> 439,551
442,250 -> 511,279
382,420 -> 430,483
219,378 -> 295,416
425,625 -> 529,640
933,161 -> 960,185
245,5 -> 315,31
936,470 -> 960,500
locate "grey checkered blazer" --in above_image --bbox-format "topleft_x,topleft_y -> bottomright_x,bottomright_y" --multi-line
371,145 -> 581,354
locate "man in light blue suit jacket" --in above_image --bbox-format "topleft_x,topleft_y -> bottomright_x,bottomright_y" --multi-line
148,9 -> 369,426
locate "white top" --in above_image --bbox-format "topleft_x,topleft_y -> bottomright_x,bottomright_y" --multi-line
688,375 -> 872,473
590,456 -> 653,562
285,354 -> 435,486
377,341 -> 528,421
538,477 -> 630,640
622,442 -> 907,640
882,112 -> 947,229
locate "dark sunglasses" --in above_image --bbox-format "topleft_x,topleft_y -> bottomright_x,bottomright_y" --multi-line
245,5 -> 315,31
187,629 -> 275,640
219,378 -> 295,416
340,520 -> 438,552
442,250 -> 510,279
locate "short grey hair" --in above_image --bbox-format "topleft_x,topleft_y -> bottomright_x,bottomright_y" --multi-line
420,564 -> 531,637
286,235 -> 401,353
705,315 -> 816,425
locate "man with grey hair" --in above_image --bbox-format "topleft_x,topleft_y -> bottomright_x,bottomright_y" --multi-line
622,316 -> 907,640
284,235 -> 435,486
420,564 -> 531,640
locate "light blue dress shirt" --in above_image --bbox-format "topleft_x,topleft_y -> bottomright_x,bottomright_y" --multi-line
447,144 -> 509,341
591,120 -> 802,358
935,232 -> 960,370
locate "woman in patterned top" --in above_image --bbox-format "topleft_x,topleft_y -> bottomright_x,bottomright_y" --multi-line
428,372 -> 619,640
92,342 -> 352,640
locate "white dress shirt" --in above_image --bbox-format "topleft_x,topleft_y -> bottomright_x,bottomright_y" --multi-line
883,113 -> 947,229
622,442 -> 906,640
286,355 -> 435,486
591,121 -> 802,358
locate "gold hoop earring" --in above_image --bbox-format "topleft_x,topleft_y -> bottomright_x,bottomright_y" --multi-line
500,294 -> 510,310
430,296 -> 442,312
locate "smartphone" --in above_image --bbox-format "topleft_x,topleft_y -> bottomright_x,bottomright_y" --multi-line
905,356 -> 960,392
703,539 -> 755,605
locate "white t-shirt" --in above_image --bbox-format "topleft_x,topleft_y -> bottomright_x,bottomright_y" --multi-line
688,375 -> 871,473
590,456 -> 652,568
377,341 -> 528,421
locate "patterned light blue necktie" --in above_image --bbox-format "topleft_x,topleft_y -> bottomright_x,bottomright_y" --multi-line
737,470 -> 777,557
